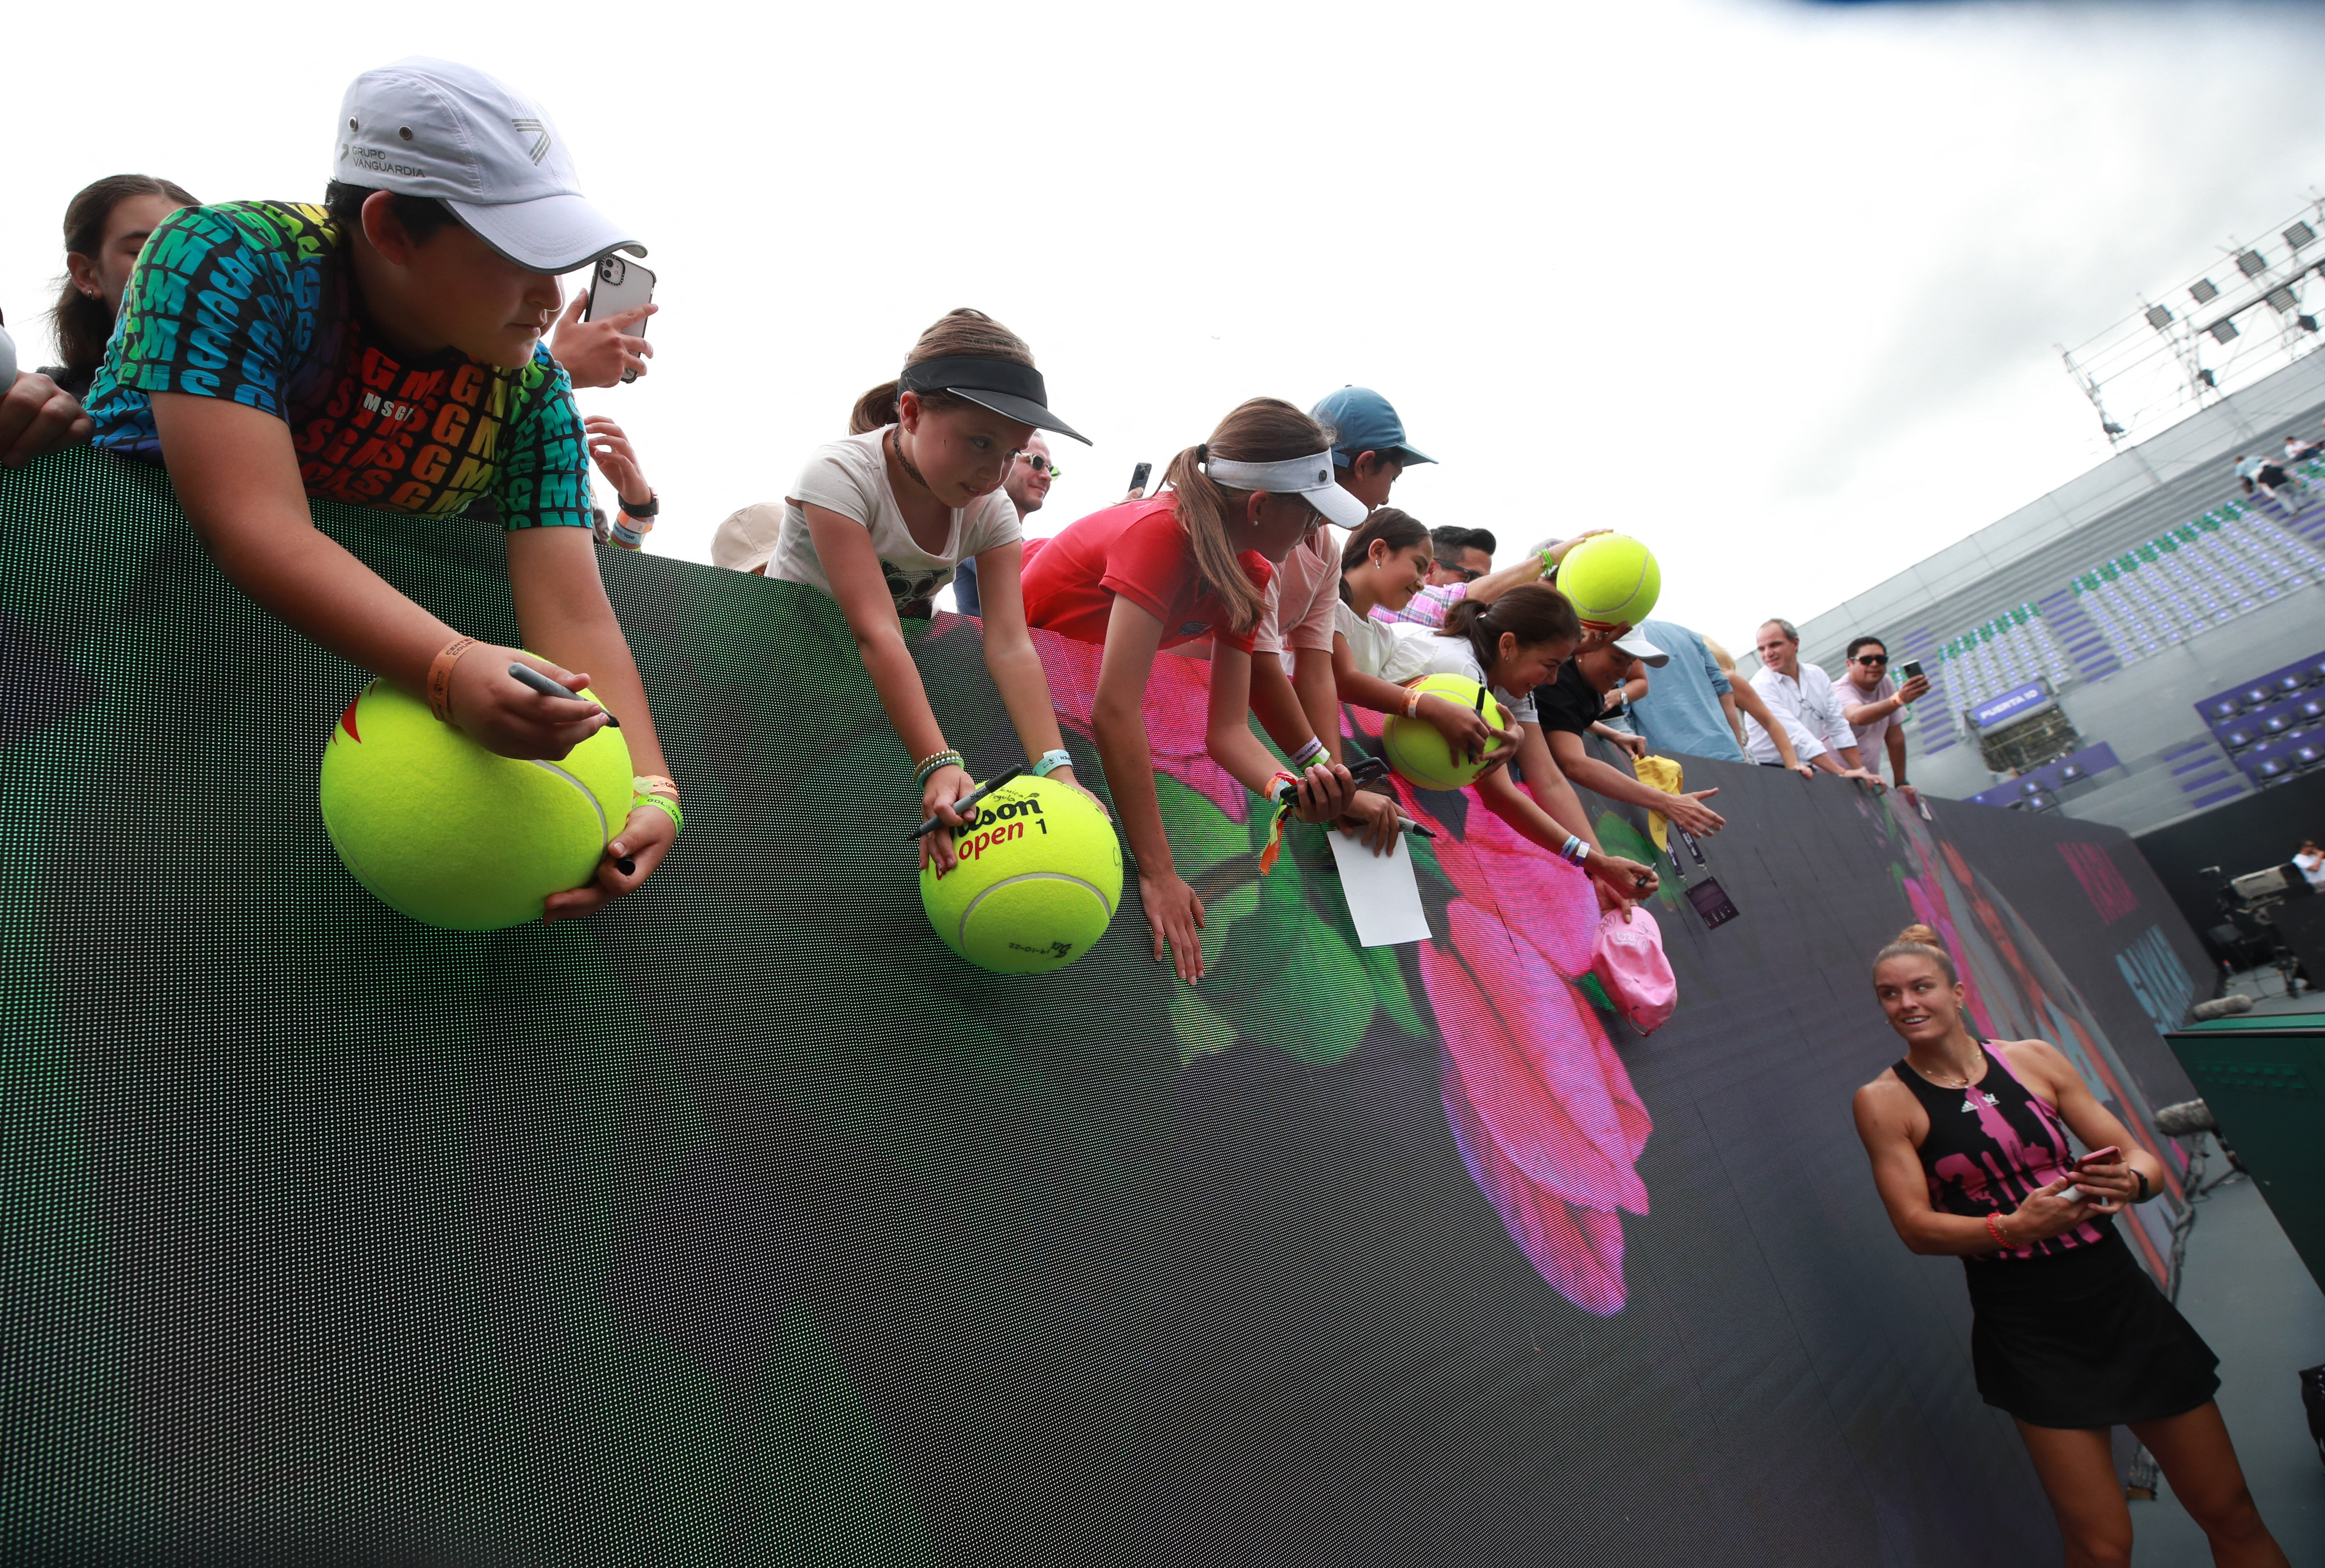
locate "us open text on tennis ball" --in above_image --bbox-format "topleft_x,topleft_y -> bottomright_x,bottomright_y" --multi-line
920,776 -> 1123,974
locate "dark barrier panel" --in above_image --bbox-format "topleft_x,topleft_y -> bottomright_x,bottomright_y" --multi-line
2133,768 -> 2325,951
0,450 -> 2212,1564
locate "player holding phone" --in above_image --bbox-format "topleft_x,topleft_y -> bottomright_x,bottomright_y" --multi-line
1853,926 -> 2287,1568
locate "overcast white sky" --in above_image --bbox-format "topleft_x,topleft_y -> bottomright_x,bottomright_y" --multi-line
9,0 -> 2325,651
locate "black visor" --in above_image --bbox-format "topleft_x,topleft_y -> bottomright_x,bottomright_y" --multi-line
897,355 -> 1090,445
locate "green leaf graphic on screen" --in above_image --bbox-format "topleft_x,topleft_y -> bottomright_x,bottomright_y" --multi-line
1592,811 -> 1680,910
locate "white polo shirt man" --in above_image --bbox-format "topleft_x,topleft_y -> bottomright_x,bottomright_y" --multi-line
1742,619 -> 1864,776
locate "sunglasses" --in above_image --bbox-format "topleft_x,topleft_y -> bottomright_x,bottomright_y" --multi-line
1018,453 -> 1061,478
1855,653 -> 1889,667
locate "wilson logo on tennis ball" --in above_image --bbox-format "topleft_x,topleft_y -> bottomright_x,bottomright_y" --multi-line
920,776 -> 1123,975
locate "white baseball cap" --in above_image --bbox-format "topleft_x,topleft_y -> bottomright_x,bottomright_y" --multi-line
335,57 -> 644,273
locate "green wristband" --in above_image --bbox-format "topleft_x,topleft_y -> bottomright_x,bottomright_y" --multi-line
632,792 -> 683,836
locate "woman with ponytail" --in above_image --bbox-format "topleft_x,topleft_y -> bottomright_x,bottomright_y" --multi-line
746,309 -> 1106,877
2,175 -> 197,468
1852,927 -> 2285,1568
1356,576 -> 1657,909
1019,397 -> 1401,983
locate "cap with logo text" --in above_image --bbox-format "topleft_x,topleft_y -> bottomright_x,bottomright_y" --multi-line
335,57 -> 644,273
1310,386 -> 1436,470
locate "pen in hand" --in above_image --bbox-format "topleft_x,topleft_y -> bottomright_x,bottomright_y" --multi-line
910,764 -> 1026,840
506,662 -> 620,728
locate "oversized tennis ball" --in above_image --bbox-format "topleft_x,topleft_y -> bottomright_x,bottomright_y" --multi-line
1559,533 -> 1661,629
921,775 -> 1123,973
319,675 -> 633,931
1383,673 -> 1512,791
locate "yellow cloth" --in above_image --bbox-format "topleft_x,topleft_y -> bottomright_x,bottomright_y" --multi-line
1631,754 -> 1685,854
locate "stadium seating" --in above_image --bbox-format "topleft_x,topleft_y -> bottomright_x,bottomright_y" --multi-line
1918,496 -> 2325,743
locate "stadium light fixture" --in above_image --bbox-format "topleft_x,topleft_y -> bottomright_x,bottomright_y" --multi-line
2145,303 -> 2174,330
2210,318 -> 2240,343
2237,248 -> 2268,277
2288,220 -> 2317,250
2267,285 -> 2299,313
2191,278 -> 2220,304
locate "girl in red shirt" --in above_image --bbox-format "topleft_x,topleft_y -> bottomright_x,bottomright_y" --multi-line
1021,398 -> 1399,982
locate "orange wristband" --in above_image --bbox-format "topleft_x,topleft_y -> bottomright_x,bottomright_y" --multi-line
1404,689 -> 1424,719
427,636 -> 479,725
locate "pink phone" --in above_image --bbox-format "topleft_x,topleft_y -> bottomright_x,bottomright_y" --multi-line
2073,1146 -> 2122,1170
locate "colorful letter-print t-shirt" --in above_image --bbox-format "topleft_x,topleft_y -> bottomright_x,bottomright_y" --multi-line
84,201 -> 592,530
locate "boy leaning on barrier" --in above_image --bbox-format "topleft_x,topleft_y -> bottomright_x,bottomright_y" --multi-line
82,57 -> 679,919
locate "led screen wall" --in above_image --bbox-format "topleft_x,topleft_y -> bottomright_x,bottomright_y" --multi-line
0,451 -> 2210,1565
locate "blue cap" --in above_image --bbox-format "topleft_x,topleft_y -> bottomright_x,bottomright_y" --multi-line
1310,386 -> 1436,470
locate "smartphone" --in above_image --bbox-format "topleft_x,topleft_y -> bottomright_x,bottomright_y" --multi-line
584,256 -> 657,385
2073,1146 -> 2122,1170
1128,461 -> 1153,495
1900,659 -> 1925,681
1346,756 -> 1390,787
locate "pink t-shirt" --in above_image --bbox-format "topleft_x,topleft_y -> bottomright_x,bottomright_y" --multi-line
1837,671 -> 1900,775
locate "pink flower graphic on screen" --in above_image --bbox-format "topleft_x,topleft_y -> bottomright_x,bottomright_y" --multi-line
1404,776 -> 1653,1316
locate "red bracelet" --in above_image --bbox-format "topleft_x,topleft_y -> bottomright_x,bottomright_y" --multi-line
1984,1212 -> 2015,1251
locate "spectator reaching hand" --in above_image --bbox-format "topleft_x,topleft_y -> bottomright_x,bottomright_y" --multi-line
583,415 -> 659,550
552,292 -> 656,388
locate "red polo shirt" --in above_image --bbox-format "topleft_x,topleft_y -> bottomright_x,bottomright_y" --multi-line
1020,495 -> 1275,653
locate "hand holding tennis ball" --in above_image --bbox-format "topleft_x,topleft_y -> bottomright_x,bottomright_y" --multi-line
321,664 -> 658,932
1557,533 -> 1661,630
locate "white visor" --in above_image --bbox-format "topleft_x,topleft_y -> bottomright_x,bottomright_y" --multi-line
1202,450 -> 1368,529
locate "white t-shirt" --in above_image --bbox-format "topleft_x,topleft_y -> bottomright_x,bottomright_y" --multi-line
2297,849 -> 2325,889
1377,626 -> 1539,724
1335,599 -> 1404,680
746,427 -> 1022,615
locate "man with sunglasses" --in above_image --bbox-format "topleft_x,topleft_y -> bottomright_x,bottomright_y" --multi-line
953,434 -> 1058,615
1836,635 -> 1930,804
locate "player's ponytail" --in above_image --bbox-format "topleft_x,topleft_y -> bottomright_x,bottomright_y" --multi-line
1161,397 -> 1327,635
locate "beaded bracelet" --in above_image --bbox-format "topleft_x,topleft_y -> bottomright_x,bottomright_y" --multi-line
1984,1212 -> 2015,1250
914,749 -> 965,791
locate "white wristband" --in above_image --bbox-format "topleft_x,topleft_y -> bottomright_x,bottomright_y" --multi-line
1292,737 -> 1327,768
1029,748 -> 1074,778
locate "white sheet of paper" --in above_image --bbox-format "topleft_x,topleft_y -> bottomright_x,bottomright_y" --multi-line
1327,828 -> 1433,947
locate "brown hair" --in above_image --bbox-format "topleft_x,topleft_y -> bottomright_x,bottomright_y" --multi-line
1160,397 -> 1331,634
850,308 -> 1033,435
1436,583 -> 1581,676
1873,923 -> 1957,984
1339,507 -> 1431,604
49,174 -> 199,393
